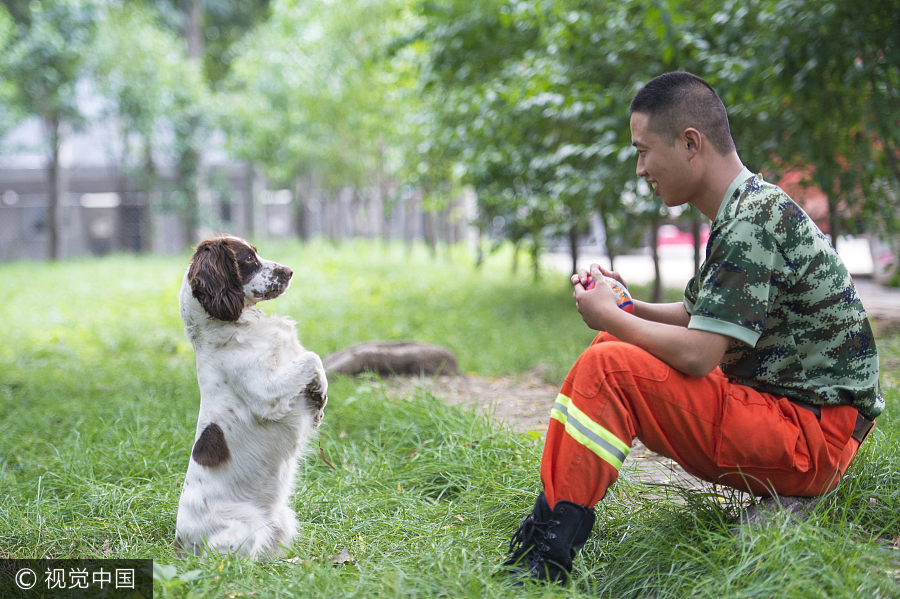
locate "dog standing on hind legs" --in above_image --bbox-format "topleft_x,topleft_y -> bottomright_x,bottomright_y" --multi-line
175,235 -> 328,559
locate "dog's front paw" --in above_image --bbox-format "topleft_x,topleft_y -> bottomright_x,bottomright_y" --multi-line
305,380 -> 327,427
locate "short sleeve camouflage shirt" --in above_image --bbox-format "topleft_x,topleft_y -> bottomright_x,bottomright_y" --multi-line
684,168 -> 883,419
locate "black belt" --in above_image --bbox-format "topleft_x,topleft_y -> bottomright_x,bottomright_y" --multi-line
787,398 -> 875,444
852,414 -> 876,444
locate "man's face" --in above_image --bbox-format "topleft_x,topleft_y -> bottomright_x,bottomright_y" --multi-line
630,112 -> 694,208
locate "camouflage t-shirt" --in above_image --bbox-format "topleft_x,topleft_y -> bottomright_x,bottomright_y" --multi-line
684,167 -> 883,420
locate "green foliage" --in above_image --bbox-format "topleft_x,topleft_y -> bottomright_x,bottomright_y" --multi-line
0,0 -> 98,128
1,243 -> 900,597
145,0 -> 272,85
0,5 -> 19,141
705,0 -> 900,245
409,0 -> 717,266
219,0 -> 415,190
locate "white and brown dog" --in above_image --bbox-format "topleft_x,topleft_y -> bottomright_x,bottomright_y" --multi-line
175,235 -> 327,559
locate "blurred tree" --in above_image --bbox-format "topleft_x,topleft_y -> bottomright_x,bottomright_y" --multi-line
220,0 -> 415,242
146,0 -> 271,85
0,6 -> 20,141
91,5 -> 192,251
1,0 -> 32,25
0,0 -> 98,260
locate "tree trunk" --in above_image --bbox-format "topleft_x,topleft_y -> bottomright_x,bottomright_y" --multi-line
116,128 -> 131,252
244,162 -> 256,239
46,115 -> 61,261
180,0 -> 204,249
404,189 -> 417,252
424,209 -> 438,258
116,169 -> 130,252
293,175 -> 308,242
323,340 -> 459,376
650,217 -> 662,303
178,132 -> 201,249
138,140 -> 157,253
568,223 -> 579,275
828,197 -> 841,253
530,238 -> 541,281
599,206 -> 617,273
376,143 -> 388,243
185,1 -> 204,62
475,230 -> 484,270
511,240 -> 520,275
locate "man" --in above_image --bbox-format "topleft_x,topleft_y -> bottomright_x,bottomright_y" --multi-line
502,71 -> 883,585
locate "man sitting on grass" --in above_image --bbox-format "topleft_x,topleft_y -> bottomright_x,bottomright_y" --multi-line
502,71 -> 883,585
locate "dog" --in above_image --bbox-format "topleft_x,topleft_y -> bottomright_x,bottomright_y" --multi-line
174,235 -> 328,559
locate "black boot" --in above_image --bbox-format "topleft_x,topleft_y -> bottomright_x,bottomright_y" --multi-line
502,492 -> 595,585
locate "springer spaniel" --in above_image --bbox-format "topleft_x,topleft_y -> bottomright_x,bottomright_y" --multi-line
175,235 -> 328,559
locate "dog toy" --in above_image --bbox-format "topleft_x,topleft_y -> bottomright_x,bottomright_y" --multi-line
584,276 -> 635,314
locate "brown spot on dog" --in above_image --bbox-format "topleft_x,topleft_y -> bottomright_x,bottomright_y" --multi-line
192,423 -> 231,468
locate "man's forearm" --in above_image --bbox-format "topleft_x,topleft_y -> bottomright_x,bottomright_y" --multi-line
602,308 -> 731,378
633,300 -> 692,327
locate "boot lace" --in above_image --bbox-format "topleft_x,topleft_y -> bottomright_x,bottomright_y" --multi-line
504,514 -> 560,566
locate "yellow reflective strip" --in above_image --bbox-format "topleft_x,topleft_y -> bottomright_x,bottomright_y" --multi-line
551,393 -> 630,470
565,397 -> 631,456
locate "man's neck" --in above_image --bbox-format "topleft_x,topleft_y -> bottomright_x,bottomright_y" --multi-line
692,153 -> 746,221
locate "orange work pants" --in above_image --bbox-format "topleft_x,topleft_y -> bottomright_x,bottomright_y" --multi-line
541,333 -> 861,509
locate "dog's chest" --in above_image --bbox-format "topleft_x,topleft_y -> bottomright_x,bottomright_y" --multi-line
194,315 -> 303,388
257,315 -> 303,363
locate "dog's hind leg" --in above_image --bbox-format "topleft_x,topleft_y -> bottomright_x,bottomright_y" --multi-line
268,506 -> 299,552
205,505 -> 284,559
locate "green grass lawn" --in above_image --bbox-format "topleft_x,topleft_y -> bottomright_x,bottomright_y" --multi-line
1,239 -> 899,598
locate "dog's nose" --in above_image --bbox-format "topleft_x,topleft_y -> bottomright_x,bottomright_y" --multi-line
284,267 -> 293,279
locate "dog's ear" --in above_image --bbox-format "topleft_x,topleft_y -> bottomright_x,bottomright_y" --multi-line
188,239 -> 245,321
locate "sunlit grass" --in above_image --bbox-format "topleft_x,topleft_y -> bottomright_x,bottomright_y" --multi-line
1,239 -> 899,598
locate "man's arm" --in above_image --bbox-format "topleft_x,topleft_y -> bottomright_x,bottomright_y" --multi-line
573,266 -> 731,377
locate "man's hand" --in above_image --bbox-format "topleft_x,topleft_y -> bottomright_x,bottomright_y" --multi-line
573,265 -> 621,331
571,263 -> 627,290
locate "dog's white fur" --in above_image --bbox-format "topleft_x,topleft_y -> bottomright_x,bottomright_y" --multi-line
175,235 -> 327,559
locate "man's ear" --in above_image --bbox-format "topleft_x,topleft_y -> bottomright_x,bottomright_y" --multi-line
683,128 -> 702,160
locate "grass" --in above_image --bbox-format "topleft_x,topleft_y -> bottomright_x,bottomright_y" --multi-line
1,238 -> 899,598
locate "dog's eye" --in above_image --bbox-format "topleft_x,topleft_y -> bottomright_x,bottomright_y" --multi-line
245,256 -> 255,264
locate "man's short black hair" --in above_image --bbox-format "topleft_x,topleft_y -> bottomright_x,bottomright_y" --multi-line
630,71 -> 736,156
